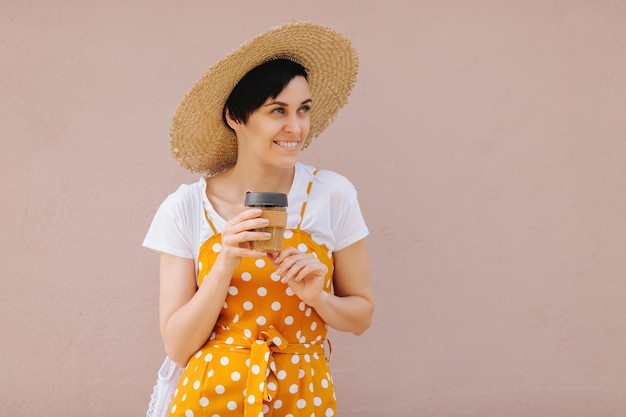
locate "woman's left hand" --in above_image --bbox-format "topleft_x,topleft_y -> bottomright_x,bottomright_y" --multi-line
268,247 -> 328,306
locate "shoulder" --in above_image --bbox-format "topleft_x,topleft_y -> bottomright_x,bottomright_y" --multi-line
297,163 -> 357,195
302,164 -> 363,224
312,169 -> 359,206
143,178 -> 207,258
296,164 -> 368,251
159,178 -> 206,214
315,169 -> 356,192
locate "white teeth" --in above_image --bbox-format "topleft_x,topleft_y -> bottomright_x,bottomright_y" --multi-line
275,141 -> 299,149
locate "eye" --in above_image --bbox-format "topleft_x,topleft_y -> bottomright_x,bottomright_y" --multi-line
299,105 -> 311,113
271,107 -> 285,114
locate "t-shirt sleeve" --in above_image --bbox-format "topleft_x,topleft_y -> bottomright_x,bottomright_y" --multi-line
329,175 -> 369,251
142,185 -> 196,259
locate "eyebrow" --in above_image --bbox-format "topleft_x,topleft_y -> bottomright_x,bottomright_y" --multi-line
264,98 -> 312,107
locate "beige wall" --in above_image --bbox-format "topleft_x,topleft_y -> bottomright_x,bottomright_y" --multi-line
2,1 -> 626,416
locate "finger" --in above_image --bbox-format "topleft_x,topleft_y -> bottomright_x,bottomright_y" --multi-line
241,248 -> 267,258
276,248 -> 307,264
278,253 -> 314,273
235,208 -> 264,221
223,209 -> 266,234
220,246 -> 266,260
227,217 -> 269,234
266,251 -> 280,265
237,231 -> 272,247
274,247 -> 299,263
280,259 -> 313,283
221,230 -> 270,252
295,262 -> 328,281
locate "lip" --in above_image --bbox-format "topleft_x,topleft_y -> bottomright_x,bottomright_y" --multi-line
273,140 -> 301,150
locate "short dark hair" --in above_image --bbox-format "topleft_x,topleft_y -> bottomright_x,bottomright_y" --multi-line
223,58 -> 308,128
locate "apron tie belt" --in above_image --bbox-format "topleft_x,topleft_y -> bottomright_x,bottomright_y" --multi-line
244,326 -> 324,417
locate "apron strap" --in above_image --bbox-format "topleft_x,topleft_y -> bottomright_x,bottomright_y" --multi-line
203,208 -> 217,235
296,169 -> 319,231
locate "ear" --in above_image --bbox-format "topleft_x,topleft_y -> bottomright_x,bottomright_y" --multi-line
224,110 -> 240,131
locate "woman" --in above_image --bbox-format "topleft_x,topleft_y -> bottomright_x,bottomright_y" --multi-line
144,22 -> 375,417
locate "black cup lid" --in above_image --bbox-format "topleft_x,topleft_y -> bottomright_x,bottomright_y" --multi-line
244,192 -> 288,207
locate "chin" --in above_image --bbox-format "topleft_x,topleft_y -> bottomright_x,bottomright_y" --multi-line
276,158 -> 299,170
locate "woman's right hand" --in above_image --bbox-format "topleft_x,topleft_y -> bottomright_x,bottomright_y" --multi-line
217,208 -> 270,270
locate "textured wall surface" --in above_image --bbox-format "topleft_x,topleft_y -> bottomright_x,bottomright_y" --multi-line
2,1 -> 626,416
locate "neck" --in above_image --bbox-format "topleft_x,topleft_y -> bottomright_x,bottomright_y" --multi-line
223,163 -> 296,196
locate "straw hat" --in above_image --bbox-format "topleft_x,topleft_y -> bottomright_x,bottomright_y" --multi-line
170,22 -> 359,174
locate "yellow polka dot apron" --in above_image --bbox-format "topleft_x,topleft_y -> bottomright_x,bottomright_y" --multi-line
169,171 -> 336,417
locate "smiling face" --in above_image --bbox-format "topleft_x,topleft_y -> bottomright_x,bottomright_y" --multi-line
227,75 -> 311,170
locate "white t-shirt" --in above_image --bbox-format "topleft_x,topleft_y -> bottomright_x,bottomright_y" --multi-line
143,163 -> 368,271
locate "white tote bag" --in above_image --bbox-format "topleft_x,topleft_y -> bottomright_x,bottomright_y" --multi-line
146,356 -> 185,417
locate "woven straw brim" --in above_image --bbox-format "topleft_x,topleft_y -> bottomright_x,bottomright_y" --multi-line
170,22 -> 359,175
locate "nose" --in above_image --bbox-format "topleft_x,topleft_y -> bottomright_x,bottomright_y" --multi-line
283,113 -> 303,135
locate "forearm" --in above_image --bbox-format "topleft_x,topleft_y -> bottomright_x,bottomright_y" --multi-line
159,208 -> 274,367
312,239 -> 374,335
162,263 -> 232,366
276,240 -> 375,335
310,290 -> 374,335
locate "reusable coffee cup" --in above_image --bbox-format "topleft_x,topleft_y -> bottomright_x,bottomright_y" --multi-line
244,192 -> 288,252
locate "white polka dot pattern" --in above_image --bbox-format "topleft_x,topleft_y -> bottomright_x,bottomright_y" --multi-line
169,226 -> 336,417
